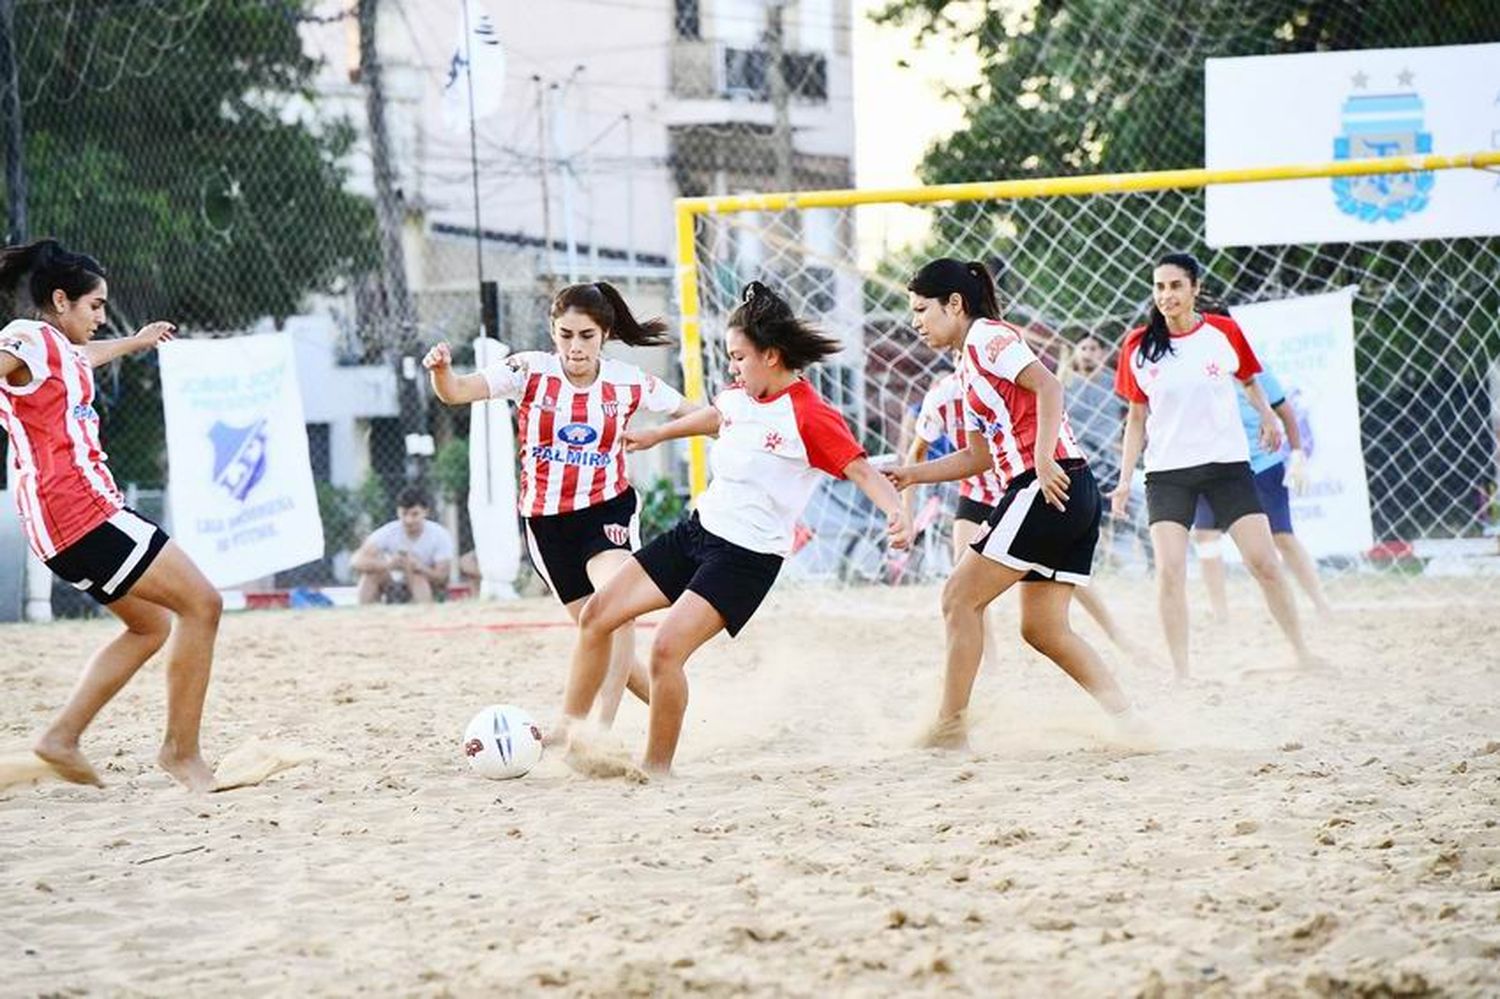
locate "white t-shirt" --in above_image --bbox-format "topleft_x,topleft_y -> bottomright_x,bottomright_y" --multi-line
696,379 -> 866,556
367,519 -> 455,569
1114,313 -> 1263,473
482,351 -> 685,517
913,371 -> 1004,506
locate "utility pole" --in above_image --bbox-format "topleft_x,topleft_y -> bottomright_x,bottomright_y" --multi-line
0,0 -> 26,243
624,113 -> 636,294
358,0 -> 424,482
534,75 -> 553,288
765,0 -> 794,195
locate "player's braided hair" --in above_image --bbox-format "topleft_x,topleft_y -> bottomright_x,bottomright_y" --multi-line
0,238 -> 106,317
727,281 -> 841,371
551,281 -> 670,347
907,258 -> 1001,321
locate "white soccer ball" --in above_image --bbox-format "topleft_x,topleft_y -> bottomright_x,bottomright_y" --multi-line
462,704 -> 543,779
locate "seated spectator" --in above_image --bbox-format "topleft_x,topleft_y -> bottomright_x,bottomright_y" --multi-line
351,486 -> 454,604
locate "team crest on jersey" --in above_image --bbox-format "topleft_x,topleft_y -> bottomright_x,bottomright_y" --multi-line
984,330 -> 1020,362
763,431 -> 785,452
209,418 -> 269,502
556,423 -> 599,446
601,401 -> 620,416
603,523 -> 630,546
1204,362 -> 1224,380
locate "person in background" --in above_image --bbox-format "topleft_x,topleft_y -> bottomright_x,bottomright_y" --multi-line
351,485 -> 455,605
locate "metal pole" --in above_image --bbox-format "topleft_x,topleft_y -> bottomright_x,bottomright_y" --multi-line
534,75 -> 552,285
625,113 -> 636,294
0,0 -> 27,243
459,0 -> 486,330
766,0 -> 793,194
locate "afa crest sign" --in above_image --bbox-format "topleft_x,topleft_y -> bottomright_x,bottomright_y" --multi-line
1331,82 -> 1435,223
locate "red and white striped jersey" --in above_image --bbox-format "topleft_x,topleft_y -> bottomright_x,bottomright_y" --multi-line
483,351 -> 685,517
913,371 -> 1004,506
0,319 -> 124,559
696,379 -> 866,556
961,318 -> 1086,491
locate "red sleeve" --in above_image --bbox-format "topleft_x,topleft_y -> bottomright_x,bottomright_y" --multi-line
792,383 -> 866,478
1113,327 -> 1148,403
1215,315 -> 1262,382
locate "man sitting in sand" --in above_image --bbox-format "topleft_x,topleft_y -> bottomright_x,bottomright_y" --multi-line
350,487 -> 455,604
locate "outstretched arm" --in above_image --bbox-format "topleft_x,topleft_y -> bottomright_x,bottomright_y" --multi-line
887,435 -> 992,489
625,405 -> 722,451
423,342 -> 492,405
82,321 -> 176,368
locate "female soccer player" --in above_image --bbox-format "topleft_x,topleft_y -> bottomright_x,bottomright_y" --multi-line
886,259 -> 1136,747
556,281 -> 912,775
1109,252 -> 1319,678
0,239 -> 222,790
1191,363 -> 1332,620
424,282 -> 699,725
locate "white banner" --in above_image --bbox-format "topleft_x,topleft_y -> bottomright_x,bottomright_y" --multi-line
1229,289 -> 1373,558
159,333 -> 323,587
1205,43 -> 1500,246
467,337 -> 520,598
441,0 -> 506,135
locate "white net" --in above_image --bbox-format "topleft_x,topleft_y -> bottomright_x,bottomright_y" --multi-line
682,162 -> 1500,591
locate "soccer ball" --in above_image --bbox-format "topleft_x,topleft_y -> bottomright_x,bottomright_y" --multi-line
462,704 -> 544,779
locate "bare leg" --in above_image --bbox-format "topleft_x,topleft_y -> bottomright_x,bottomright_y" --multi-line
641,591 -> 727,775
929,550 -> 1027,746
356,569 -> 389,605
1193,527 -> 1230,622
33,594 -> 171,786
951,518 -> 999,669
560,559 -> 670,730
407,572 -> 435,604
126,542 -> 223,791
1150,522 -> 1192,679
1018,581 -> 1131,714
1226,514 -> 1318,667
583,549 -> 651,727
1275,533 -> 1332,614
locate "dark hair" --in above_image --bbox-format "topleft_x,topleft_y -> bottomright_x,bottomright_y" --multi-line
726,281 -> 840,371
395,485 -> 431,510
907,258 -> 1000,321
551,281 -> 670,347
0,238 -> 106,315
1137,251 -> 1201,365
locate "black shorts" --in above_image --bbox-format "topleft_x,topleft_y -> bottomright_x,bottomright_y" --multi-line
45,508 -> 170,605
1147,462 -> 1262,530
1192,463 -> 1294,534
523,489 -> 639,605
954,496 -> 996,525
634,513 -> 783,637
970,458 -> 1099,585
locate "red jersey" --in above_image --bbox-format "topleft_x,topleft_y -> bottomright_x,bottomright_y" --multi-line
482,351 -> 685,517
961,318 -> 1086,490
0,320 -> 124,559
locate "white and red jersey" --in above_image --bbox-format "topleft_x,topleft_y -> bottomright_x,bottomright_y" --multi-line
696,379 -> 866,556
1113,313 -> 1262,473
913,371 -> 1004,506
483,351 -> 684,517
0,319 -> 124,559
961,318 -> 1085,491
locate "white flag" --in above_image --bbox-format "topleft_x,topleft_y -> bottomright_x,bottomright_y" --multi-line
441,0 -> 506,135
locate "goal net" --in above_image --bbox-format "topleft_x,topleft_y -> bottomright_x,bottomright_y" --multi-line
674,154 -> 1500,593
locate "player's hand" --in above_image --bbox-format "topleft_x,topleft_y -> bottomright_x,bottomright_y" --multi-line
882,464 -> 919,492
1034,454 -> 1070,511
422,342 -> 453,371
886,508 -> 913,551
1109,480 -> 1131,519
133,321 -> 176,350
1258,415 -> 1283,453
1284,448 -> 1309,495
623,427 -> 660,452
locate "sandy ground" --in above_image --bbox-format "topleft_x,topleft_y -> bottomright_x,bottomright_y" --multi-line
1,577 -> 1498,997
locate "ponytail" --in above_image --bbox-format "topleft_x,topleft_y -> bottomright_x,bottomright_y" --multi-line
907,257 -> 1000,320
727,280 -> 841,371
0,238 -> 106,316
1137,251 -> 1201,366
551,281 -> 670,348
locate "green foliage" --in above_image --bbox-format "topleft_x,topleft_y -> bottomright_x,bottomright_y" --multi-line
357,472 -> 392,535
432,437 -> 470,508
315,480 -> 361,556
637,475 -> 685,544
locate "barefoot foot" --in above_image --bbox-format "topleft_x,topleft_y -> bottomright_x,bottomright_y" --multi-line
158,746 -> 217,792
918,714 -> 969,751
33,735 -> 104,787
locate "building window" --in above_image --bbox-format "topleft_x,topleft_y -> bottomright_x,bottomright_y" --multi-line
674,0 -> 700,40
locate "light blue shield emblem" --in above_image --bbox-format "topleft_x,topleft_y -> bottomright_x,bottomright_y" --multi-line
209,418 -> 269,502
1331,87 -> 1434,223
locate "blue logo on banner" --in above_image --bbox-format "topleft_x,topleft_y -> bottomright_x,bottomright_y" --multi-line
209,418 -> 269,502
1332,74 -> 1434,223
556,422 -> 599,446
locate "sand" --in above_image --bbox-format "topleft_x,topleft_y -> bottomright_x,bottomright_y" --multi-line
1,578 -> 1498,996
